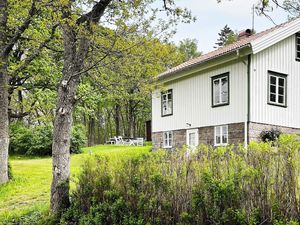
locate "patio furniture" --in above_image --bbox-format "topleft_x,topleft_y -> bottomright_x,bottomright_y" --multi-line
132,138 -> 144,146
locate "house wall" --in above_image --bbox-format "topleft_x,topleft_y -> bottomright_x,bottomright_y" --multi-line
152,59 -> 248,133
250,34 -> 300,129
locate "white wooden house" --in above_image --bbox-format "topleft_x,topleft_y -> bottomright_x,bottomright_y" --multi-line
152,17 -> 300,150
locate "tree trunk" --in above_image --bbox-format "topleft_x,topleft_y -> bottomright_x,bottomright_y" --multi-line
50,77 -> 78,213
115,104 -> 121,136
0,0 -> 9,185
88,117 -> 95,147
50,20 -> 81,213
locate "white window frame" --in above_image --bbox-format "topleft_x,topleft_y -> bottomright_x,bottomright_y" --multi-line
186,129 -> 199,151
161,89 -> 173,116
214,125 -> 228,146
163,131 -> 173,148
212,73 -> 229,107
268,71 -> 287,107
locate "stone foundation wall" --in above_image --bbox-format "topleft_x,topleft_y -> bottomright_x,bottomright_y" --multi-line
198,123 -> 245,146
152,129 -> 186,150
248,122 -> 300,141
152,123 -> 245,150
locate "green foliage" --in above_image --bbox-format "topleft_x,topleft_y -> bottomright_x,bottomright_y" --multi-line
71,124 -> 87,154
215,25 -> 237,48
9,123 -> 86,156
62,135 -> 300,224
178,38 -> 201,60
0,145 -> 151,223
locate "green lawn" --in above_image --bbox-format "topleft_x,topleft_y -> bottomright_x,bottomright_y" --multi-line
0,145 -> 152,222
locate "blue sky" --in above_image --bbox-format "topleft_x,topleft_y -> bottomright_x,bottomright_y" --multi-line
171,0 -> 290,53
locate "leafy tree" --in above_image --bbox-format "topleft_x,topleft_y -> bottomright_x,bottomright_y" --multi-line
49,0 -> 193,214
178,38 -> 201,60
214,25 -> 237,48
0,0 -> 57,184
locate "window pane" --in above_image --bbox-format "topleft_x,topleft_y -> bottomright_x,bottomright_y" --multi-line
297,45 -> 300,52
162,94 -> 167,100
164,133 -> 168,146
222,135 -> 228,144
215,127 -> 221,144
278,78 -> 285,87
221,77 -> 228,103
167,100 -> 172,114
216,136 -> 221,144
278,95 -> 284,104
270,94 -> 276,102
278,87 -> 284,95
168,92 -> 172,100
189,133 -> 195,146
222,126 -> 228,135
214,79 -> 220,104
270,76 -> 276,85
270,85 -> 276,94
222,126 -> 228,144
297,52 -> 300,59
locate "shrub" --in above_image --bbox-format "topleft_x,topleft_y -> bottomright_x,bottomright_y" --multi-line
62,135 -> 300,225
9,123 -> 86,156
260,128 -> 282,142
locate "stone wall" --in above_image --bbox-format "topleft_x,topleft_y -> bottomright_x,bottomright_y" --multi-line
248,122 -> 300,141
152,123 -> 245,150
198,123 -> 245,146
152,129 -> 186,150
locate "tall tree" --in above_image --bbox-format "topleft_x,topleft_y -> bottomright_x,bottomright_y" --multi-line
50,0 -> 193,214
0,0 -> 57,184
214,25 -> 237,48
178,38 -> 201,60
0,0 -> 40,184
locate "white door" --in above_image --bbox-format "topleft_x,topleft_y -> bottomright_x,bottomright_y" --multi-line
186,129 -> 199,151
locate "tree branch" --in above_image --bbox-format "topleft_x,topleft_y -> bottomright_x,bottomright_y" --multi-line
76,0 -> 112,25
11,23 -> 59,77
2,0 -> 39,57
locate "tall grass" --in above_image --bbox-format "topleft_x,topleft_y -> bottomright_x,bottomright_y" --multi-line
62,134 -> 300,225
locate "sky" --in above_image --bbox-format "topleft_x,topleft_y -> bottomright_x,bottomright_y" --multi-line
171,0 -> 290,53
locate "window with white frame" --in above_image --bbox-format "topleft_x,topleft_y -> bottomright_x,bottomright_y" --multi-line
296,33 -> 300,61
214,125 -> 228,146
163,131 -> 173,148
212,73 -> 229,107
268,71 -> 287,107
161,89 -> 173,116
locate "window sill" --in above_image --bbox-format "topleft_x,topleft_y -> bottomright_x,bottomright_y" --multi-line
267,102 -> 287,108
161,113 -> 173,117
214,143 -> 228,147
212,102 -> 229,108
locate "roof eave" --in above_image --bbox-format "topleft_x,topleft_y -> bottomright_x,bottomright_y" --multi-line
158,44 -> 252,83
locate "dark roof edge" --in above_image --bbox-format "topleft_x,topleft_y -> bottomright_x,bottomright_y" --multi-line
158,43 -> 252,81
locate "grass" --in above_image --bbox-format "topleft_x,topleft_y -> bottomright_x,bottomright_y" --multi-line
0,144 -> 152,223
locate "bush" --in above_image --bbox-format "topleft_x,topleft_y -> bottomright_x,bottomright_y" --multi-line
62,135 -> 300,225
9,123 -> 86,156
260,128 -> 282,142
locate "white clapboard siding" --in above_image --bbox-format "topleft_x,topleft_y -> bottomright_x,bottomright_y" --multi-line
152,60 -> 247,132
250,34 -> 300,128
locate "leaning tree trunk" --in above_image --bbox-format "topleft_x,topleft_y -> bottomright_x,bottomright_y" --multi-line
0,0 -> 9,185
